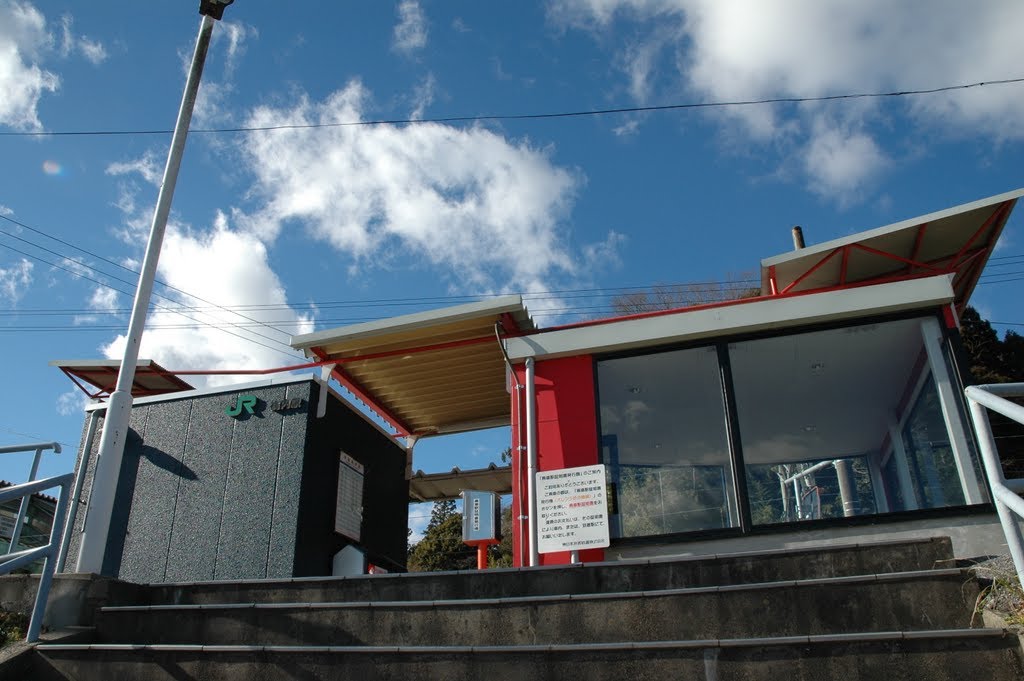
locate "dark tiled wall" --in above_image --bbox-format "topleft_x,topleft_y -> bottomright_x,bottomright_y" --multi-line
63,380 -> 408,582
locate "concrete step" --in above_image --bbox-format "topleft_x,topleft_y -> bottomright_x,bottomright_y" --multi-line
34,629 -> 1024,681
133,537 -> 954,607
92,569 -> 978,647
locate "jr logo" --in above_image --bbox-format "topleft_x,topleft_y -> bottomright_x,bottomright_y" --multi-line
226,394 -> 258,417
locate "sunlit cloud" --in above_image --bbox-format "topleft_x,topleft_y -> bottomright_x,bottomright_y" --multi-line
547,0 -> 1024,203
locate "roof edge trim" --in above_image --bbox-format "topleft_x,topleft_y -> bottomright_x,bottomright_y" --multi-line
290,294 -> 527,350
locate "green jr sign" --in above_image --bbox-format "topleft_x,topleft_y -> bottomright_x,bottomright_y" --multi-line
225,394 -> 258,417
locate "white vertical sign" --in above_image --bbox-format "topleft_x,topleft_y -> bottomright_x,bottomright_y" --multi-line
536,464 -> 610,554
335,451 -> 365,541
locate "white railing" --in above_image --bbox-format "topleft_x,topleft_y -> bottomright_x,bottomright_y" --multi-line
965,383 -> 1024,587
0,471 -> 73,642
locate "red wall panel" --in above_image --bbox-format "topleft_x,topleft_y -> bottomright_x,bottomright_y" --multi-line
510,354 -> 603,566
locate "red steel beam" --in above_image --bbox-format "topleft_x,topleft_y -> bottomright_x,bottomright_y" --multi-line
952,203 -> 1009,267
311,348 -> 414,438
780,248 -> 841,294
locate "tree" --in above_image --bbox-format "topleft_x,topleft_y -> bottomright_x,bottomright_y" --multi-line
960,306 -> 1024,477
610,274 -> 760,315
407,500 -> 475,572
488,504 -> 514,568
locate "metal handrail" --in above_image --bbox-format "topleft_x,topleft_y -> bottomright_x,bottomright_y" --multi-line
0,442 -> 61,557
965,383 -> 1024,587
0,473 -> 73,642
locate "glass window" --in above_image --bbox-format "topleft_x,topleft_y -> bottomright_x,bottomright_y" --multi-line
729,317 -> 983,527
900,375 -> 966,508
597,346 -> 738,538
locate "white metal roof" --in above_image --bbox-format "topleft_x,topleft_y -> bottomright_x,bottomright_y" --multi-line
290,295 -> 533,437
761,188 -> 1023,304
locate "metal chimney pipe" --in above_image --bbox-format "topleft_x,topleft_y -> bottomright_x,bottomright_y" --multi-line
792,225 -> 806,250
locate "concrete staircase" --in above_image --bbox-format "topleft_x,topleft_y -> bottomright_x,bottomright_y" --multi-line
23,537 -> 1024,680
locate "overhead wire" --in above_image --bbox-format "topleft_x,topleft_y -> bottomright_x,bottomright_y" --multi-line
0,212 -> 299,346
1,77 -> 1022,138
0,239 -> 299,358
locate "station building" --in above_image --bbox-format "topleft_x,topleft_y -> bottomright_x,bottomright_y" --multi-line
291,188 -> 1023,568
58,188 -> 1022,576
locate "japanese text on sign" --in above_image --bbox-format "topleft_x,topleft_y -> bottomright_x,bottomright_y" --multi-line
536,464 -> 610,553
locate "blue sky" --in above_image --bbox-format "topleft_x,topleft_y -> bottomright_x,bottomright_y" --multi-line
1,1 -> 1023,539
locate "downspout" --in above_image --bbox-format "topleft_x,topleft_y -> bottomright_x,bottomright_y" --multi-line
525,357 -> 540,567
495,324 -> 528,567
56,410 -> 99,572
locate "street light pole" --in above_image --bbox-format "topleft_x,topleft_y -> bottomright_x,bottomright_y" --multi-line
76,2 -> 232,574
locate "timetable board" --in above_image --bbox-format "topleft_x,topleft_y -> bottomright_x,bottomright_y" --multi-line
334,451 -> 365,541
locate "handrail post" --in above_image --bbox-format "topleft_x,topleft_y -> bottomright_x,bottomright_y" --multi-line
965,384 -> 1024,588
7,446 -> 49,555
25,477 -> 71,642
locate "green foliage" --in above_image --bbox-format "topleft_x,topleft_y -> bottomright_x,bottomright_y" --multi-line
961,306 -> 1024,478
488,505 -> 514,568
406,500 -> 475,572
0,609 -> 28,647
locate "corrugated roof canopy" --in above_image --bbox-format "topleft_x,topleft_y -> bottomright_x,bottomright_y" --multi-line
761,188 -> 1023,309
408,464 -> 512,502
292,296 -> 533,437
50,359 -> 194,399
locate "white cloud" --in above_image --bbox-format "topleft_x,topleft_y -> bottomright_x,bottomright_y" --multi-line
0,258 -> 33,302
612,118 -> 641,137
802,118 -> 888,204
99,214 -> 314,388
547,0 -> 1024,199
107,151 -> 163,187
57,389 -> 90,416
393,0 -> 428,54
0,204 -> 12,216
89,285 -> 120,312
410,72 -> 437,120
0,1 -> 58,130
59,14 -> 107,64
191,21 -> 257,127
219,21 -> 257,77
235,80 -> 589,294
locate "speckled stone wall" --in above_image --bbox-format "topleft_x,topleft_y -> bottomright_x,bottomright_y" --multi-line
295,382 -> 411,575
63,378 -> 409,582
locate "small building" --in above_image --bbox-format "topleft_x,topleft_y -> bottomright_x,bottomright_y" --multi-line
292,188 -> 1023,567
60,375 -> 410,581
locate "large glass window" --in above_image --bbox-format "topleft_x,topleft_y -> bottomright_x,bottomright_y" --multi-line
729,317 -> 984,526
596,314 -> 987,541
597,346 -> 738,538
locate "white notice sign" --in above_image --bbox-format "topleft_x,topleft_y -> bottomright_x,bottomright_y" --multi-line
536,464 -> 610,554
335,451 -> 365,541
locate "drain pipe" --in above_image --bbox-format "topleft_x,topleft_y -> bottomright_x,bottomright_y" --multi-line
494,324 -> 528,568
56,410 -> 99,572
525,357 -> 540,567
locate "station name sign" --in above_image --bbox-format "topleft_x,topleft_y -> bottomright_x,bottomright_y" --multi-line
536,464 -> 610,554
226,394 -> 307,418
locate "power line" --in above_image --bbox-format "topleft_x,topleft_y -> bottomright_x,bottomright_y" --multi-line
0,241 -> 299,358
0,213 -> 297,345
2,78 -> 1022,138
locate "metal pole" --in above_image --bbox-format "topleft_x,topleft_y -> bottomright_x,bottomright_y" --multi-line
76,13 -> 220,574
833,459 -> 858,517
967,397 -> 1024,588
7,448 -> 43,555
26,477 -> 72,643
56,411 -> 99,572
525,357 -> 539,567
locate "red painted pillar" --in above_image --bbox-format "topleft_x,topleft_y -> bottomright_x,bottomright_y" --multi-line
510,354 -> 603,566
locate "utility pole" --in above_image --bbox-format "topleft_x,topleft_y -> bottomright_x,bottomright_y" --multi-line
76,1 -> 234,573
